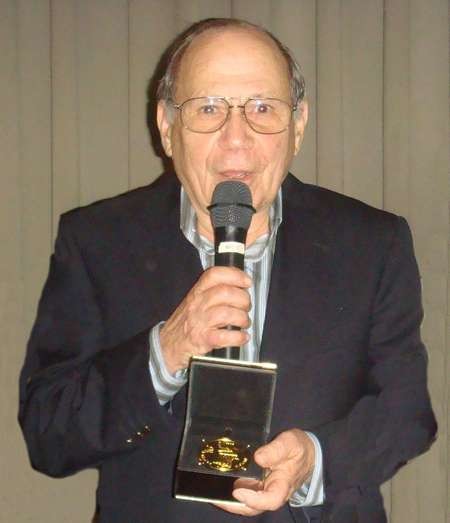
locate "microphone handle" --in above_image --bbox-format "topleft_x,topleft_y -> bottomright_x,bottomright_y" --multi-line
213,226 -> 247,359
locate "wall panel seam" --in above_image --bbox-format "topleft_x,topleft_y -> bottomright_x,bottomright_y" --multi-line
76,0 -> 81,208
407,0 -> 412,222
339,0 -> 344,195
50,0 -> 55,245
314,0 -> 318,185
444,154 -> 450,523
381,0 -> 386,213
127,0 -> 131,191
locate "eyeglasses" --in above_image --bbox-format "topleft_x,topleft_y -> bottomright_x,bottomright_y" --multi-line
171,96 -> 297,134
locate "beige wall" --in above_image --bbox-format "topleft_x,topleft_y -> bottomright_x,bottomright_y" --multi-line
1,1 -> 448,521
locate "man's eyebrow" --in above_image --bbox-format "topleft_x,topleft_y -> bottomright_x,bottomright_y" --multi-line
249,93 -> 275,98
226,93 -> 278,99
195,93 -> 282,101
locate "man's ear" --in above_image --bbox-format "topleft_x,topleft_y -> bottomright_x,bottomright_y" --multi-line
294,100 -> 308,155
157,101 -> 173,157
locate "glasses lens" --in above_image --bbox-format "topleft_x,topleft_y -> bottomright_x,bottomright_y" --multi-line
245,99 -> 292,134
181,98 -> 228,133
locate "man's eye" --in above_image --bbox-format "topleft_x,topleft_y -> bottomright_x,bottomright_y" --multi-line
199,104 -> 218,114
252,102 -> 274,115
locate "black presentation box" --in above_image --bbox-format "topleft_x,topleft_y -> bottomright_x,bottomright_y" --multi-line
175,356 -> 277,504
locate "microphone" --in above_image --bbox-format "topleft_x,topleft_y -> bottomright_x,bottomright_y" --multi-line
208,181 -> 255,359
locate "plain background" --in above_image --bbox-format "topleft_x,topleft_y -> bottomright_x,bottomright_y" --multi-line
1,1 -> 448,521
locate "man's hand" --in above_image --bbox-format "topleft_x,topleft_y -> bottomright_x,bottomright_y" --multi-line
216,429 -> 315,516
160,267 -> 252,374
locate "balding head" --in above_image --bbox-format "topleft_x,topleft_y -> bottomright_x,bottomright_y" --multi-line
157,18 -> 305,107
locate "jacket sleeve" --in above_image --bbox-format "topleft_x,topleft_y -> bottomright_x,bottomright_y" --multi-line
313,217 -> 437,501
18,215 -> 170,478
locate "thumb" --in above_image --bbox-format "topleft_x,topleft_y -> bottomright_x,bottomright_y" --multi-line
254,436 -> 289,469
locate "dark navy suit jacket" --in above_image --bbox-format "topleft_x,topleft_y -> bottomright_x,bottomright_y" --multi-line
19,173 -> 436,523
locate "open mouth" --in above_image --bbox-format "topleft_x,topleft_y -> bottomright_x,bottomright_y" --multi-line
218,170 -> 251,180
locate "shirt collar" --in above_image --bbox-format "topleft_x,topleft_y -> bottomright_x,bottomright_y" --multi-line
180,186 -> 283,262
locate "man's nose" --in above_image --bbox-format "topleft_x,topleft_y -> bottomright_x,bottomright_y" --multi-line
218,107 -> 254,149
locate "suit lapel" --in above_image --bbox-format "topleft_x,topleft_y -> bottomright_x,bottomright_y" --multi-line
126,173 -> 203,329
259,176 -> 338,365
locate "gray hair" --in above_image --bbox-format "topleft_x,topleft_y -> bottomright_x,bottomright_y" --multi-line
156,18 -> 305,107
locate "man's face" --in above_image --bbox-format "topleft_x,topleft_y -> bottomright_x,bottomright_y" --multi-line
157,28 -> 308,235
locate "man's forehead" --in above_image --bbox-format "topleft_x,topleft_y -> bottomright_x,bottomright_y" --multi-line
174,27 -> 290,96
182,27 -> 285,66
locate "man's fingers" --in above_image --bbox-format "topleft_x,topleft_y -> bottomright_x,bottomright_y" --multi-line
216,461 -> 295,515
205,305 -> 251,329
233,477 -> 263,491
213,501 -> 262,517
199,284 -> 251,316
196,266 -> 251,294
233,474 -> 290,511
207,327 -> 249,349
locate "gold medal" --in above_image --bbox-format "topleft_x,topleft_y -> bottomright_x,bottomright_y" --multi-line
198,436 -> 251,472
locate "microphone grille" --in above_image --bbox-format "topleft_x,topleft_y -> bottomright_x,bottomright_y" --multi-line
209,181 -> 255,229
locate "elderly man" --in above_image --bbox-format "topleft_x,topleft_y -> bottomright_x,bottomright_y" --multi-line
19,18 -> 436,523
